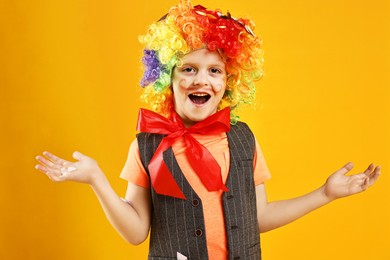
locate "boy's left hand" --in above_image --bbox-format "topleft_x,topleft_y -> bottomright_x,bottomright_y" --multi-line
323,162 -> 381,201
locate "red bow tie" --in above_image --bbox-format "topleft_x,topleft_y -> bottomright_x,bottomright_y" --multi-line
137,108 -> 231,199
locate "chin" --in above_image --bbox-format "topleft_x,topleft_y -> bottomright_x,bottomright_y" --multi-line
189,113 -> 212,123
181,106 -> 217,126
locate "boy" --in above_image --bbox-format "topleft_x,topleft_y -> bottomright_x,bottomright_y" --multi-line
35,1 -> 380,259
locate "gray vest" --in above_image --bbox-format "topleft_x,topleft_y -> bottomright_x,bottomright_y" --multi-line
137,122 -> 261,260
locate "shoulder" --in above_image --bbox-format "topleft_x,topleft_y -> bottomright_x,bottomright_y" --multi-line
232,121 -> 251,129
230,121 -> 254,137
136,133 -> 165,160
136,132 -> 164,144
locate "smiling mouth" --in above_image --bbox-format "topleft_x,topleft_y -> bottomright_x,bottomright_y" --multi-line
189,93 -> 211,104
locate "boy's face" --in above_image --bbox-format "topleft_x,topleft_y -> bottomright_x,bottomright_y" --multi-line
171,48 -> 227,127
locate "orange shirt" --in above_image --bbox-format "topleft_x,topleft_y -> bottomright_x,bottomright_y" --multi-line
120,132 -> 271,259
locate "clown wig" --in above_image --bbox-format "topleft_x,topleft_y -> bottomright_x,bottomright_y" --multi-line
139,0 -> 264,123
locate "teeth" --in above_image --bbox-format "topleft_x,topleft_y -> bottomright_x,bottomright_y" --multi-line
191,93 -> 208,97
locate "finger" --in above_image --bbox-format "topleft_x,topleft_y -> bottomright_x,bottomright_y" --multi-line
361,177 -> 370,191
43,151 -> 68,165
368,165 -> 381,186
35,164 -> 49,174
36,155 -> 60,169
36,165 -> 65,182
351,173 -> 366,182
374,165 -> 381,176
335,162 -> 354,176
47,172 -> 66,182
363,163 -> 375,176
73,151 -> 87,161
35,160 -> 62,175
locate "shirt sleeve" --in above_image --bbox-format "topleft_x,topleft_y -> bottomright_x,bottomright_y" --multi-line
120,139 -> 151,188
253,137 -> 271,185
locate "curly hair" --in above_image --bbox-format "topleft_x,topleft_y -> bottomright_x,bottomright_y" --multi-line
138,0 -> 264,124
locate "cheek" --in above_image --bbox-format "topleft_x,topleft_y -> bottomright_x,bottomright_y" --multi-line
173,79 -> 189,102
178,79 -> 188,89
173,80 -> 189,95
172,79 -> 188,93
213,81 -> 226,93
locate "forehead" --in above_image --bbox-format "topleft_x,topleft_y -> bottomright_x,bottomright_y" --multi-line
180,49 -> 225,66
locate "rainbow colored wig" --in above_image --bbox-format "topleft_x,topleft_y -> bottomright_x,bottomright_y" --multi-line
139,0 -> 264,123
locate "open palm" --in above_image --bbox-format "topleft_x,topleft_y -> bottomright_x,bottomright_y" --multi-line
324,162 -> 381,201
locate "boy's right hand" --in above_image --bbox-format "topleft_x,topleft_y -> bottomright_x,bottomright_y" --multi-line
35,151 -> 104,185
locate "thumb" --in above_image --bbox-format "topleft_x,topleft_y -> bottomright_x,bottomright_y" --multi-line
334,162 -> 354,176
73,151 -> 86,161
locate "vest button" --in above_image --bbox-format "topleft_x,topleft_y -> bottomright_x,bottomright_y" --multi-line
192,199 -> 200,206
227,194 -> 234,199
231,225 -> 238,229
233,257 -> 240,260
194,229 -> 203,237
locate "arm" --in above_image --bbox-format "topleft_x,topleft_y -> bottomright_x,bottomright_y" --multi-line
35,151 -> 151,245
256,162 -> 381,233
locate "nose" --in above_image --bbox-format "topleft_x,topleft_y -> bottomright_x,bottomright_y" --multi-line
193,71 -> 208,86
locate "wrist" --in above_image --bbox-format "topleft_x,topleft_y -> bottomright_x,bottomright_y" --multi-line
89,169 -> 108,189
318,185 -> 335,204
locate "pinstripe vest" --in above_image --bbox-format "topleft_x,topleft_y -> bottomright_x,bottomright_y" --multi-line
137,122 -> 261,260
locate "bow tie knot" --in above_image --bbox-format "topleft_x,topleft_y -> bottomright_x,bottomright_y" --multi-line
137,108 -> 231,199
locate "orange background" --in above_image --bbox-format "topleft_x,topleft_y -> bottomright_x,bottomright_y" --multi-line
1,0 -> 389,259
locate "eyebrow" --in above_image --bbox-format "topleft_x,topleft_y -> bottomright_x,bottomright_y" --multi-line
178,62 -> 226,68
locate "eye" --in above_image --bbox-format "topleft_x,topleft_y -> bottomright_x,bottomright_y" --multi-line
181,67 -> 195,73
210,67 -> 223,74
